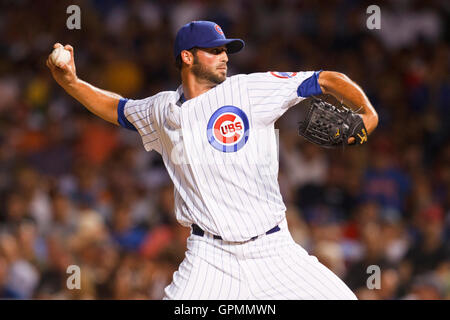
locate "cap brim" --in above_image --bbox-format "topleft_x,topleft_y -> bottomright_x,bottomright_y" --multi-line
197,39 -> 245,54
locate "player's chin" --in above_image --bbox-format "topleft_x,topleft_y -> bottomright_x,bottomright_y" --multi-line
216,69 -> 227,81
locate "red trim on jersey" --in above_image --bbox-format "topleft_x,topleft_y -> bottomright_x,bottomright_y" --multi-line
269,71 -> 298,79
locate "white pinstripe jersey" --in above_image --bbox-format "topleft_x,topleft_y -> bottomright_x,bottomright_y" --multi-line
118,71 -> 322,241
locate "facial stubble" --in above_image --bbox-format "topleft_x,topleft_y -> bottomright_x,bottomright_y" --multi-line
191,54 -> 226,85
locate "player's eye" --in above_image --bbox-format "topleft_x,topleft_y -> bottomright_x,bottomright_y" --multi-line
213,48 -> 227,54
200,47 -> 227,55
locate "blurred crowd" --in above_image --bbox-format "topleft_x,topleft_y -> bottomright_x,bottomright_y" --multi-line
0,0 -> 449,299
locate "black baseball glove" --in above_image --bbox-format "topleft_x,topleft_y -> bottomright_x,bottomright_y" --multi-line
298,97 -> 368,148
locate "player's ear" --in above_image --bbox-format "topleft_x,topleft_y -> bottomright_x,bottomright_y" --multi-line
181,50 -> 194,67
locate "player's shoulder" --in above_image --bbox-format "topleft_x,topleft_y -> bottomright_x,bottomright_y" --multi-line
220,72 -> 307,85
223,72 -> 299,88
246,71 -> 317,81
152,90 -> 179,103
223,73 -> 270,86
224,73 -> 247,82
125,90 -> 179,107
227,72 -> 267,79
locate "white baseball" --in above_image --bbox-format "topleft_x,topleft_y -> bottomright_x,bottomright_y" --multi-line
50,46 -> 71,66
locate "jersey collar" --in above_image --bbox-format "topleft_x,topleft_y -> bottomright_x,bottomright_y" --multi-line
176,85 -> 186,106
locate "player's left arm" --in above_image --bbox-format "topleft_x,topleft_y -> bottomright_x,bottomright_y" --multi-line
318,71 -> 378,135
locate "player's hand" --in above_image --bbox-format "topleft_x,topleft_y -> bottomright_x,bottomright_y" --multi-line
46,43 -> 78,88
348,113 -> 378,144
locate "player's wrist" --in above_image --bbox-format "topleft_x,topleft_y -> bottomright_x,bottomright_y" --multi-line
363,113 -> 379,134
61,77 -> 83,100
65,76 -> 80,90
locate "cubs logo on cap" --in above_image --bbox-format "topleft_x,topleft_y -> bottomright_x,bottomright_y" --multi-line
270,71 -> 298,79
214,24 -> 224,35
207,106 -> 249,153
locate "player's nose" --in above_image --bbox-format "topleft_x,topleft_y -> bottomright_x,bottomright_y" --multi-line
220,51 -> 228,63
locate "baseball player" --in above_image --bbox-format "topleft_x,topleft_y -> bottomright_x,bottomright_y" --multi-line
47,21 -> 378,299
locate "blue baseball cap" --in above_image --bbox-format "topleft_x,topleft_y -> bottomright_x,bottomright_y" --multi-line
174,21 -> 245,58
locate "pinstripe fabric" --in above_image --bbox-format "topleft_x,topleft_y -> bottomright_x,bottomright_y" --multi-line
164,230 -> 251,300
177,73 -> 318,241
123,71 -> 356,299
123,96 -> 161,153
164,218 -> 357,300
122,73 -> 316,238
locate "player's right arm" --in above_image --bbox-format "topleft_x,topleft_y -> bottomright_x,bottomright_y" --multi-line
46,43 -> 121,126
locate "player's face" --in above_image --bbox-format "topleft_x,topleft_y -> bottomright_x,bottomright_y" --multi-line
191,46 -> 228,84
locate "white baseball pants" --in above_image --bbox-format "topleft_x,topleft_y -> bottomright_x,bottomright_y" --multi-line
163,218 -> 357,300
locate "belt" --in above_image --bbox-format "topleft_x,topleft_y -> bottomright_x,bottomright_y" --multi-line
191,224 -> 280,241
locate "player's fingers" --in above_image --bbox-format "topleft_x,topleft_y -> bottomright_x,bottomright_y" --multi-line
46,57 -> 55,70
64,44 -> 75,60
48,55 -> 65,70
64,44 -> 73,53
53,42 -> 63,49
347,137 -> 355,144
46,58 -> 62,76
56,60 -> 69,70
47,55 -> 53,66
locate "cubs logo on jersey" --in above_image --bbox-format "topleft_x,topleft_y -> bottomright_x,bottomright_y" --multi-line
270,71 -> 298,79
207,105 -> 249,153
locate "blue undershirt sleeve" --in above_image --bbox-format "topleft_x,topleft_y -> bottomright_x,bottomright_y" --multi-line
297,70 -> 323,98
117,98 -> 137,131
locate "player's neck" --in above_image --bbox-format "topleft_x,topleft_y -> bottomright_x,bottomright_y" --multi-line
181,72 -> 217,101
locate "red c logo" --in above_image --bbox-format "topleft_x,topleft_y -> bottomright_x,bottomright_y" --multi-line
215,25 -> 224,35
214,114 -> 243,144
